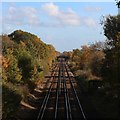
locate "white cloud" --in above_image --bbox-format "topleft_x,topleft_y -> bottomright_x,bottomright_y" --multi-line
3,5 -> 40,29
42,3 -> 97,27
59,8 -> 80,25
84,6 -> 102,12
42,3 -> 80,26
2,3 -> 97,32
23,7 -> 40,25
42,3 -> 59,16
83,17 -> 96,27
9,6 -> 16,14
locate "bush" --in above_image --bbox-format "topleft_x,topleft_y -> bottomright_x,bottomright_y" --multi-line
18,50 -> 33,80
74,70 -> 92,80
2,84 -> 22,119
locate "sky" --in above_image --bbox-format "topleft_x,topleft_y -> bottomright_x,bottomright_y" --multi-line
1,1 -> 118,52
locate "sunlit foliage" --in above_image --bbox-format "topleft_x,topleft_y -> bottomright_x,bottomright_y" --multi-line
2,30 -> 56,119
66,42 -> 105,80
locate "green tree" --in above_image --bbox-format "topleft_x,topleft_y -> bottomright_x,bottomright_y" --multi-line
17,50 -> 33,80
102,15 -> 120,84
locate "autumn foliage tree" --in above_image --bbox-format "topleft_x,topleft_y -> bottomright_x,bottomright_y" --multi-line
65,42 -> 105,80
2,30 -> 56,119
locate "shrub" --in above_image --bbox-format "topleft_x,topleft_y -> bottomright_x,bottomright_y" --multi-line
2,84 -> 22,119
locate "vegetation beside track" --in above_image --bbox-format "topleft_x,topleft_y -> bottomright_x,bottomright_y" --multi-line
1,30 -> 56,119
63,15 -> 120,120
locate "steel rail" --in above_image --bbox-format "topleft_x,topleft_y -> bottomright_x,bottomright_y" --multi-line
58,62 -> 61,95
37,64 -> 58,120
62,65 -> 69,120
64,63 -> 87,120
63,62 -> 72,120
36,78 -> 54,120
54,62 -> 61,119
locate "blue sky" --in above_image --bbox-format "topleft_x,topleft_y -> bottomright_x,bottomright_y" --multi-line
1,2 -> 118,52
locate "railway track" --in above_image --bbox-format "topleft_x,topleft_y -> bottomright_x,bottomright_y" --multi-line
37,57 -> 86,120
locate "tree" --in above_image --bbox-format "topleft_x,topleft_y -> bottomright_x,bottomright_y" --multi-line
103,15 -> 120,48
102,15 -> 120,84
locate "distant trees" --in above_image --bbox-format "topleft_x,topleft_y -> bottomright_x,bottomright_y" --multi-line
67,15 -> 120,85
102,15 -> 120,84
65,42 -> 105,80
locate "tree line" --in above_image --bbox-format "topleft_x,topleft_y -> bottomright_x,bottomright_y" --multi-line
64,15 -> 120,86
1,30 -> 56,119
63,14 -> 120,119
